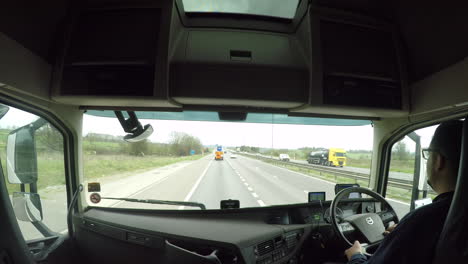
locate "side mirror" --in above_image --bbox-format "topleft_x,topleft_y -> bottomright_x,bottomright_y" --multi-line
7,126 -> 38,184
12,192 -> 43,222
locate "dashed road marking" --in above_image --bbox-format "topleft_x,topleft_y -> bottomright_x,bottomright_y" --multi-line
248,187 -> 253,191
303,190 -> 308,194
257,200 -> 266,207
244,182 -> 249,187
252,193 -> 259,198
241,178 -> 246,182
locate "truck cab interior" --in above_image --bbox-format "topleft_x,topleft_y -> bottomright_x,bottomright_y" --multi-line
1,0 -> 468,263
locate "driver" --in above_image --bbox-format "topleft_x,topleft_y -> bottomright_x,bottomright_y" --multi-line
344,120 -> 462,264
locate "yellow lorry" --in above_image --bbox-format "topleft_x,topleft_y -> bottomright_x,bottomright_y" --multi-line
307,148 -> 347,167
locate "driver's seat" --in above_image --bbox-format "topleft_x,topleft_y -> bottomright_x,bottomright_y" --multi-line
433,118 -> 468,263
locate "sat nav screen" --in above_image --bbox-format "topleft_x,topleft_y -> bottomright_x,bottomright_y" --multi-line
335,184 -> 361,198
308,192 -> 326,202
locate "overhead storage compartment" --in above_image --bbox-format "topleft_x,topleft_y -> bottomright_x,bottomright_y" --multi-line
291,7 -> 409,118
51,0 -> 176,108
169,30 -> 310,109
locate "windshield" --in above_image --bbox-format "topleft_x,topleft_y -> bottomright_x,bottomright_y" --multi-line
182,0 -> 300,19
336,153 -> 346,157
82,111 -> 373,210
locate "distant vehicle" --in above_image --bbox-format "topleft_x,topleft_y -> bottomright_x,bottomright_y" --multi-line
279,154 -> 290,162
215,151 -> 224,160
307,148 -> 346,167
230,154 -> 237,159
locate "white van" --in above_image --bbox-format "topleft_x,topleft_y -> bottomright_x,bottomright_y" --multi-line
279,154 -> 290,162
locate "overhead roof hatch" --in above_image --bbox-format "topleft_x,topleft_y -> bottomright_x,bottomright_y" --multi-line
181,0 -> 300,19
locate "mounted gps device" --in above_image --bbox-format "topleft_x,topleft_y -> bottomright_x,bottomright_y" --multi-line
335,184 -> 361,198
220,199 -> 240,209
308,192 -> 326,202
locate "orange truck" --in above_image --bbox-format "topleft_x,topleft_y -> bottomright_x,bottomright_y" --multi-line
215,151 -> 224,160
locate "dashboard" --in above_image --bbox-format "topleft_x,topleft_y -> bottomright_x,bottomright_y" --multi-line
75,199 -> 382,264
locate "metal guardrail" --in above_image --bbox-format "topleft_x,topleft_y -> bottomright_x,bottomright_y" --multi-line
238,152 -> 414,191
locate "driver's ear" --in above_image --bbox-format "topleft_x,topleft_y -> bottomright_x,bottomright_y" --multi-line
434,153 -> 446,171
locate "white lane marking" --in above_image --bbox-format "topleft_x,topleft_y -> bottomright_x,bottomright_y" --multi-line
257,200 -> 266,207
252,193 -> 259,198
248,187 -> 253,191
183,160 -> 213,202
303,190 -> 308,194
241,178 -> 246,182
244,182 -> 249,187
273,175 -> 278,179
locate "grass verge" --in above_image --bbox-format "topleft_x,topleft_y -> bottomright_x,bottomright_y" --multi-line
83,154 -> 203,181
3,153 -> 203,194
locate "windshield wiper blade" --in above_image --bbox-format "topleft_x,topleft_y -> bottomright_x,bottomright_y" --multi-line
101,197 -> 206,210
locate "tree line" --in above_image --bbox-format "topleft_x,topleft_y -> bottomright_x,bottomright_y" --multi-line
84,131 -> 206,156
28,126 -> 206,157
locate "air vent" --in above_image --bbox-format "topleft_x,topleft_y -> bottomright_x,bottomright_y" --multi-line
285,231 -> 300,249
256,240 -> 274,256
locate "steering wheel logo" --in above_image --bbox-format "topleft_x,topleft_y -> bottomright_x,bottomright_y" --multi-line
366,217 -> 374,225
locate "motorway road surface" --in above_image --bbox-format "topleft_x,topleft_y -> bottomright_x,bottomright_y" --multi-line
114,154 -> 410,218
18,154 -> 411,240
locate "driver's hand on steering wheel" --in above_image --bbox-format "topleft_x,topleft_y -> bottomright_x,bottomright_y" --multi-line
345,241 -> 363,261
383,224 -> 398,236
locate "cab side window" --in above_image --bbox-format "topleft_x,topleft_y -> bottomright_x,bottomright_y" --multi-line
0,105 -> 67,241
386,125 -> 439,219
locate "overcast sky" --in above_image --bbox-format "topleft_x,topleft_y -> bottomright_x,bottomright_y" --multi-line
182,0 -> 299,19
83,114 -> 374,150
0,107 -> 438,151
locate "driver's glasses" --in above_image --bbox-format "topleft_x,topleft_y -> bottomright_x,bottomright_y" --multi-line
422,148 -> 437,160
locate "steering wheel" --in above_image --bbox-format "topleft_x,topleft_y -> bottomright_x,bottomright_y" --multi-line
330,187 -> 399,256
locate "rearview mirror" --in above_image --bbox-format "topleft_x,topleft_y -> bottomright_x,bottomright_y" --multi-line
12,192 -> 43,222
114,111 -> 154,142
7,126 -> 38,184
125,124 -> 153,142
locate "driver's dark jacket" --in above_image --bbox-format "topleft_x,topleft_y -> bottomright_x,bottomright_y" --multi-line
348,191 -> 454,264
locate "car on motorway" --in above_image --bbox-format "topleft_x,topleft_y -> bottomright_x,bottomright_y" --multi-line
230,154 -> 237,159
1,1 -> 466,264
279,154 -> 290,162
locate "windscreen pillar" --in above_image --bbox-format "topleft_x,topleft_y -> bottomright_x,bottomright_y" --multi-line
407,132 -> 421,211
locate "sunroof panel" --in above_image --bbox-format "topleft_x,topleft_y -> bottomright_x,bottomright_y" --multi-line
182,0 -> 300,19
